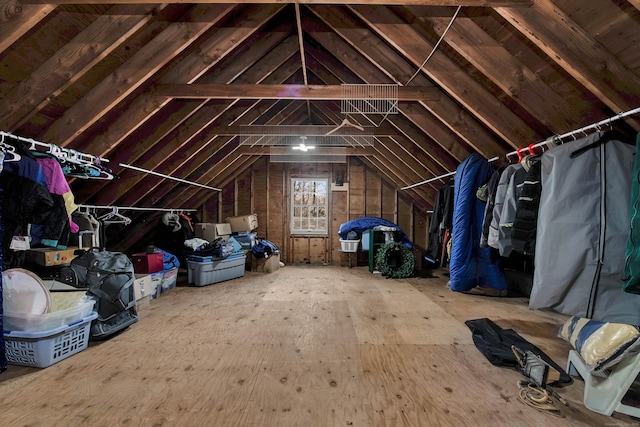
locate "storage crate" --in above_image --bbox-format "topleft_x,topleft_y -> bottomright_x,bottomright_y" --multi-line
188,253 -> 246,287
4,312 -> 98,368
340,239 -> 360,253
4,298 -> 94,333
159,268 -> 178,293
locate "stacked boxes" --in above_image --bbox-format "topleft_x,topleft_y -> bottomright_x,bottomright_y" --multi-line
225,214 -> 258,233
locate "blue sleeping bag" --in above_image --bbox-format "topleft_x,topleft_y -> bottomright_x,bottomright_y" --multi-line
338,216 -> 412,249
449,153 -> 507,292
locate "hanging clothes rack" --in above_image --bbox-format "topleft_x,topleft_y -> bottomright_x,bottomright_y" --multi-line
119,163 -> 222,191
505,106 -> 640,160
402,106 -> 640,191
0,131 -> 109,166
77,204 -> 197,213
401,156 -> 499,190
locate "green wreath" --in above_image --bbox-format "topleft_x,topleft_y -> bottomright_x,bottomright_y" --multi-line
375,242 -> 415,279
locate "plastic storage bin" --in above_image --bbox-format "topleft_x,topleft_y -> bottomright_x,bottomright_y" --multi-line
4,312 -> 98,368
340,239 -> 360,253
160,268 -> 178,293
188,253 -> 246,287
4,299 -> 95,333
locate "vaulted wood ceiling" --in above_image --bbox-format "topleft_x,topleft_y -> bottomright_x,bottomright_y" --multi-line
2,0 -> 640,216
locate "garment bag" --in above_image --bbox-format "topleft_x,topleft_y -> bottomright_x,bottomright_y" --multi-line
530,131 -> 639,324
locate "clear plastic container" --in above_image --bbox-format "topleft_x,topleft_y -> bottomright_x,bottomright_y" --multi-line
4,297 -> 95,333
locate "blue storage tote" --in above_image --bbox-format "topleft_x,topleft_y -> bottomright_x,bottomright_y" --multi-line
187,253 -> 246,287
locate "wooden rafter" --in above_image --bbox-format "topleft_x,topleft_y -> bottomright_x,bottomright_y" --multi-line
0,3 -> 166,130
153,84 -> 440,101
348,3 -> 539,148
495,0 -> 640,130
19,0 -> 533,6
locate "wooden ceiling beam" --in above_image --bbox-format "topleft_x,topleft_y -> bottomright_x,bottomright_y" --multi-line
74,3 -> 285,158
0,4 -> 166,130
0,3 -> 56,54
153,83 -> 441,101
207,124 -> 398,137
308,5 -> 507,160
349,4 -> 541,148
18,0 -> 533,6
116,66 -> 304,207
414,7 -> 576,132
42,3 -> 236,147
495,0 -> 640,129
238,146 -> 376,156
77,32 -> 299,204
110,55 -> 300,207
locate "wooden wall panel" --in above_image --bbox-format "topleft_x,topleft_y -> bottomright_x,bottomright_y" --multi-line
365,168 -> 381,217
331,189 -> 348,264
268,162 -> 285,257
348,160 -> 365,219
412,209 -> 428,251
381,181 -> 397,224
292,237 -> 309,264
252,158 -> 268,233
200,193 -> 219,223
397,197 -> 412,243
221,181 -> 235,223
236,167 -> 252,216
309,237 -> 326,265
234,159 -> 431,266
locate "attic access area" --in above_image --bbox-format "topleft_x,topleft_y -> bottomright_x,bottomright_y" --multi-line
2,0 -> 640,424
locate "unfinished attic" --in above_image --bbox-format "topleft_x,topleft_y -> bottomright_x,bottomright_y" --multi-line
2,0 -> 640,424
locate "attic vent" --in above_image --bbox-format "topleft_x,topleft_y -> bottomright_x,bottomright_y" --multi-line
341,84 -> 399,115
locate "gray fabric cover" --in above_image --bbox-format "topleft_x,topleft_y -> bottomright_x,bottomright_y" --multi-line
530,132 -> 639,324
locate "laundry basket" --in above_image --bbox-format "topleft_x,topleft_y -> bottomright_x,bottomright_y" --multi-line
4,312 -> 97,368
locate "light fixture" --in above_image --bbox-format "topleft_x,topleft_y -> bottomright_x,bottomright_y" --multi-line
292,136 -> 315,152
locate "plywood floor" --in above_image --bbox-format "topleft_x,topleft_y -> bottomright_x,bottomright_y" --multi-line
0,266 -> 637,426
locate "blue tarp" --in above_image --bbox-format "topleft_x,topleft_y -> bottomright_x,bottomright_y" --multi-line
449,154 -> 507,292
338,216 -> 412,249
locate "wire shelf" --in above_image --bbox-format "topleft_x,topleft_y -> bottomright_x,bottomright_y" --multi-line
341,84 -> 399,115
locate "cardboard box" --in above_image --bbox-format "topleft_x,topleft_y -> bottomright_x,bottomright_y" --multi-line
133,274 -> 158,301
194,223 -> 232,242
25,247 -> 79,267
131,252 -> 163,274
225,214 -> 258,233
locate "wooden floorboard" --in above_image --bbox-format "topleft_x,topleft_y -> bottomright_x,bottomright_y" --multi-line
0,265 -> 636,426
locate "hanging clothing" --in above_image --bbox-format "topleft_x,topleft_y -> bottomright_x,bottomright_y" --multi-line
487,164 -> 522,250
31,157 -> 76,248
426,179 -> 454,265
480,166 -> 505,248
530,131 -> 639,324
497,166 -> 528,257
623,133 -> 640,294
511,157 -> 542,255
0,153 -> 54,269
0,159 -> 6,373
449,153 -> 507,293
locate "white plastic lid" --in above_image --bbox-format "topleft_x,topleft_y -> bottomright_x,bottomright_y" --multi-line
2,268 -> 52,315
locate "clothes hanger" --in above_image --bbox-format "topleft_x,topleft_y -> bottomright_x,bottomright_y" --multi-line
98,207 -> 131,225
0,133 -> 21,162
324,116 -> 365,136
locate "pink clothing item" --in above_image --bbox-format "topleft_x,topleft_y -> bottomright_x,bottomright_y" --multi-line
69,216 -> 79,233
36,157 -> 72,195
